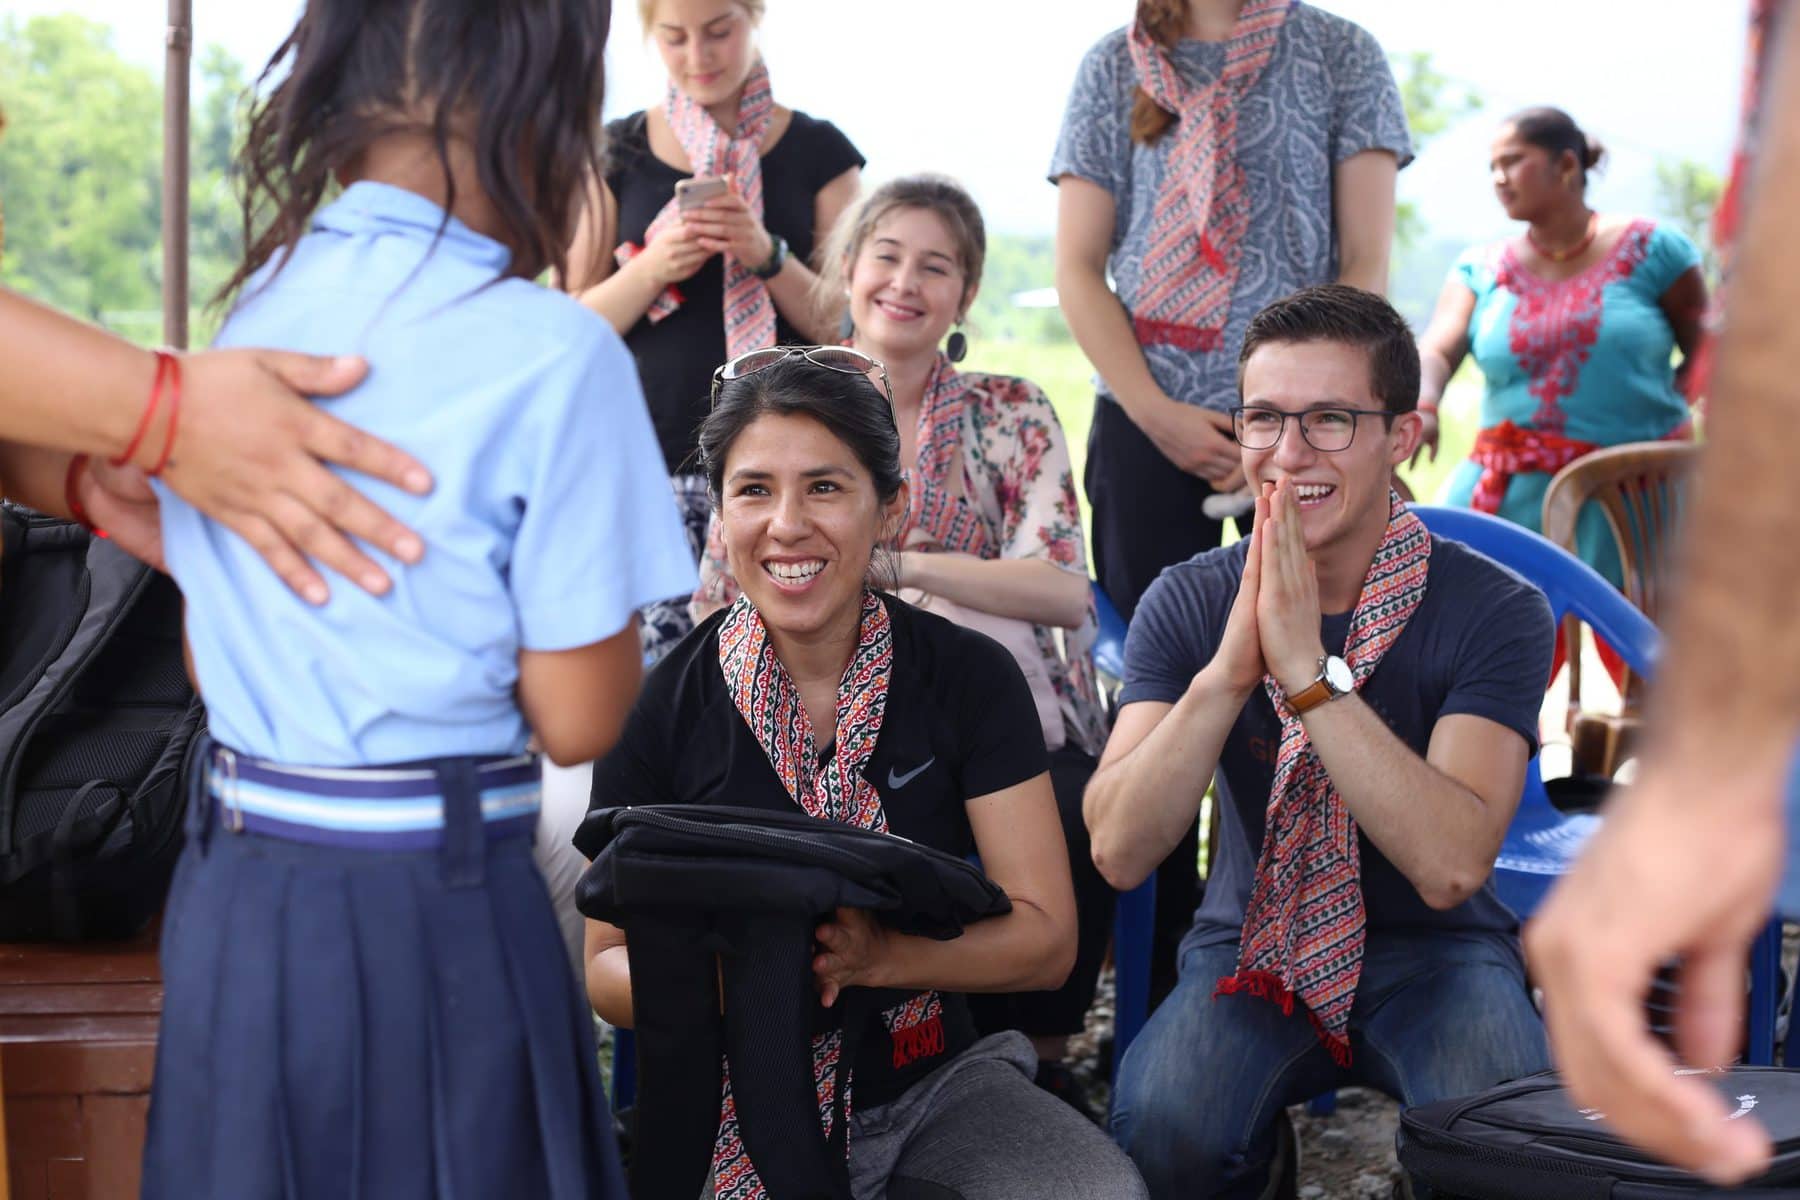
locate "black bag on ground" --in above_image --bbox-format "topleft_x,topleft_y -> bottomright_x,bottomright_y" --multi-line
1398,1067 -> 1800,1198
574,803 -> 1013,1200
0,504 -> 203,941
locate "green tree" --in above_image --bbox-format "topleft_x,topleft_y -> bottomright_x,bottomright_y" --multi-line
1653,158 -> 1722,282
0,15 -> 246,341
0,15 -> 161,327
1393,50 -> 1482,250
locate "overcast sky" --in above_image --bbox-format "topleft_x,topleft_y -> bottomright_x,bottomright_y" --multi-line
8,1 -> 1753,241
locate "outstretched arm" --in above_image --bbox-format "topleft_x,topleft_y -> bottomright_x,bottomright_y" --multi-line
0,288 -> 432,601
1526,13 -> 1800,1185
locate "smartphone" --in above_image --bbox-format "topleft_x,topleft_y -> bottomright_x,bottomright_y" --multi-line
675,176 -> 729,212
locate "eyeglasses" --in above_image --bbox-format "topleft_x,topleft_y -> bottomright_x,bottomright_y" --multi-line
709,345 -> 893,409
1230,405 -> 1392,453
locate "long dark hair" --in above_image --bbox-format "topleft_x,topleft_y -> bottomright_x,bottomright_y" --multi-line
699,359 -> 904,507
221,0 -> 611,301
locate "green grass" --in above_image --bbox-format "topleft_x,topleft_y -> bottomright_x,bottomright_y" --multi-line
961,337 -> 1481,561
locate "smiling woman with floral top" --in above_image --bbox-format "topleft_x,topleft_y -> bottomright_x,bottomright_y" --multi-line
691,175 -> 1113,1109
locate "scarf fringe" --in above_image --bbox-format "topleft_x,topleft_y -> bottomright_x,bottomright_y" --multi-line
1214,969 -> 1354,1068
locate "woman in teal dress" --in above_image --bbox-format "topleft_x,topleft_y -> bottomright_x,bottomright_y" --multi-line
1416,106 -> 1708,587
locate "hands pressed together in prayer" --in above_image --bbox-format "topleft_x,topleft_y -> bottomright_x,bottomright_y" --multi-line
1213,480 -> 1327,699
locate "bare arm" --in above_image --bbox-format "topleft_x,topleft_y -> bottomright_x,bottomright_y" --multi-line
591,770 -> 1080,1023
815,772 -> 1077,1003
897,552 -> 1089,630
1523,28 -> 1800,1177
1333,150 -> 1399,293
1085,513 -> 1270,888
1302,703 -> 1527,909
1410,275 -> 1477,466
1053,177 -> 1241,484
1416,276 -> 1476,410
758,164 -> 860,344
567,177 -> 714,335
1054,177 -> 1167,419
517,624 -> 644,767
585,917 -> 634,1026
1084,685 -> 1241,891
0,289 -> 431,601
1659,265 -> 1710,394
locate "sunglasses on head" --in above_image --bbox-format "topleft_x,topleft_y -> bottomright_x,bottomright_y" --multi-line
709,345 -> 894,410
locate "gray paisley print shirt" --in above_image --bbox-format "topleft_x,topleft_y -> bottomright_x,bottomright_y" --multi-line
1049,5 -> 1412,411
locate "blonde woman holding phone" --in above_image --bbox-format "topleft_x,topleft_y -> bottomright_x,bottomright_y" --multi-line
566,0 -> 863,662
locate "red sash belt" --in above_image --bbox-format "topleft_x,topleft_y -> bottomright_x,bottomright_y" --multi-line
1467,421 -> 1598,515
1468,420 -> 1694,515
1132,315 -> 1223,352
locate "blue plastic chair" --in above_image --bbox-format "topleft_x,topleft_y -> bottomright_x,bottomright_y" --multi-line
1090,581 -> 1159,1084
1412,507 -> 1779,1065
1107,505 -> 1780,1083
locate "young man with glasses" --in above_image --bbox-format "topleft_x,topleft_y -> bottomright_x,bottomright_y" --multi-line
1085,285 -> 1555,1199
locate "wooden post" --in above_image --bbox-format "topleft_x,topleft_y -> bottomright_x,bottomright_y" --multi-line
161,0 -> 192,350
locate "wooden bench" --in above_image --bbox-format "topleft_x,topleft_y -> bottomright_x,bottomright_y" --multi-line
0,929 -> 161,1200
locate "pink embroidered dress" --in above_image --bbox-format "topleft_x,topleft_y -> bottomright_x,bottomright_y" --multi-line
1444,219 -> 1701,586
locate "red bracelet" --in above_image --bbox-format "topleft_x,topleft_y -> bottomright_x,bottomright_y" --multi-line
111,350 -> 175,469
147,352 -> 182,477
64,455 -> 109,540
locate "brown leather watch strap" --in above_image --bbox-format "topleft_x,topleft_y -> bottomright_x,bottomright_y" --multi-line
1287,677 -> 1334,714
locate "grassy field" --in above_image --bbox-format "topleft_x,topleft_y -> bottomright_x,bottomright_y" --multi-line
962,338 -> 1480,554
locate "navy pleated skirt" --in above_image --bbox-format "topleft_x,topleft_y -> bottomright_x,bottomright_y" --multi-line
141,749 -> 625,1199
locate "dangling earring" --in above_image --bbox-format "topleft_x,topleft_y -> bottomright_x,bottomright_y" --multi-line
838,310 -> 855,342
944,323 -> 968,364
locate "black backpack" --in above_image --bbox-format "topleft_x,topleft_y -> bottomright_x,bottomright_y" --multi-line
0,504 -> 203,941
574,803 -> 1013,1200
1398,1067 -> 1800,1198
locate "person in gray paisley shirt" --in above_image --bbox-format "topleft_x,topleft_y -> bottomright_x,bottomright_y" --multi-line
1050,0 -> 1411,1004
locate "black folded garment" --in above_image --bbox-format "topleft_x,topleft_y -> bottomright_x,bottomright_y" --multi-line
575,804 -> 1011,1200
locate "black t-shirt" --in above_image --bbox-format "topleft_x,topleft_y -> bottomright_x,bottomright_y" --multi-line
1119,535 -> 1554,950
590,594 -> 1048,1108
604,109 -> 865,474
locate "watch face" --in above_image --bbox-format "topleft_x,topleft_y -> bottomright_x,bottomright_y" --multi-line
1324,656 -> 1354,694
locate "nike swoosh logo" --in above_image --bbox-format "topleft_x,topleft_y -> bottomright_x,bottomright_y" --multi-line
887,758 -> 936,789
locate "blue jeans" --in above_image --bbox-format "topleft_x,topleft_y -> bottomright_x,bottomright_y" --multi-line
1111,929 -> 1549,1200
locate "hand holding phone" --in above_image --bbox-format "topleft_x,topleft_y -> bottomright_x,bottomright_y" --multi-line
675,176 -> 730,212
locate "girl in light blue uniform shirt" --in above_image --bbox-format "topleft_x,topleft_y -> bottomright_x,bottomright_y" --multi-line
139,3 -> 694,1196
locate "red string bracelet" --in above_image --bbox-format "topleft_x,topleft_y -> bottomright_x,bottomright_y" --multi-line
110,350 -> 174,469
64,455 -> 109,539
147,352 -> 182,477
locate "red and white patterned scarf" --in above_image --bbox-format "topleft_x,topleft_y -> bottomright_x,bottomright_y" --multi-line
1214,490 -> 1429,1065
615,59 -> 777,358
901,354 -> 994,558
712,591 -> 943,1198
1127,0 -> 1292,351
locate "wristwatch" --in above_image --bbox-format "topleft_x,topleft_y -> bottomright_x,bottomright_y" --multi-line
1287,654 -> 1354,715
750,233 -> 788,280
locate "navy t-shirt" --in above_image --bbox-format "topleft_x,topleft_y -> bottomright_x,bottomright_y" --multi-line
590,593 -> 1048,1108
1119,535 -> 1554,949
